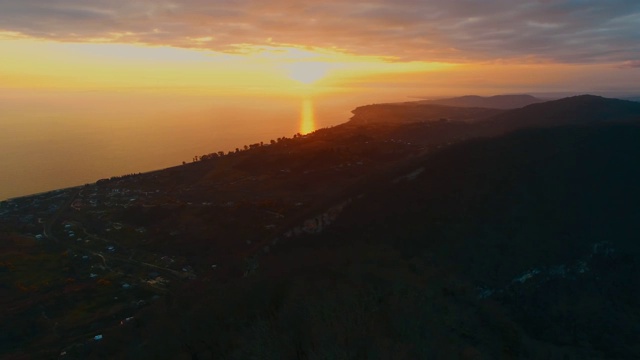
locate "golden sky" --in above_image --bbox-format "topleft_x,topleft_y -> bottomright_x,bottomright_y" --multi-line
1,1 -> 640,201
1,1 -> 639,96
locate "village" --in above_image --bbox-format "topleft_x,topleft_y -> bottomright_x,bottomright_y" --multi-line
0,116 -> 455,357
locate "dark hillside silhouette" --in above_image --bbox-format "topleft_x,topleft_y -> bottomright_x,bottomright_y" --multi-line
480,95 -> 640,134
347,95 -> 640,149
3,95 -> 640,358
349,103 -> 503,125
313,124 -> 640,358
102,124 -> 640,359
419,94 -> 543,109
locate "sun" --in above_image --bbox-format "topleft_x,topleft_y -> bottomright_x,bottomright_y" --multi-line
286,62 -> 331,84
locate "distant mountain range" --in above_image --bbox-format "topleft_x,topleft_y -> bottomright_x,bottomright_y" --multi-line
348,94 -> 545,125
349,102 -> 503,125
477,94 -> 640,135
418,94 -> 544,109
351,94 -> 640,141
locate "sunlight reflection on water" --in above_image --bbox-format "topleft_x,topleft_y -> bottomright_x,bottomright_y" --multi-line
0,90 -> 408,200
300,98 -> 316,135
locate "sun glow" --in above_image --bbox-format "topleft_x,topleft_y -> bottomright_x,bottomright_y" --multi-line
300,98 -> 316,134
0,38 -> 455,97
286,62 -> 331,84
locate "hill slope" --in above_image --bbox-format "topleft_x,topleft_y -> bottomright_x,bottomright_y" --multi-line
322,123 -> 640,358
481,94 -> 640,133
4,95 -> 640,359
349,103 -> 503,125
419,94 -> 543,109
348,95 -> 640,146
112,123 -> 640,359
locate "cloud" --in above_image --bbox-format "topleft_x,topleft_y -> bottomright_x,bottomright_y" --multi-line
0,0 -> 639,63
618,60 -> 640,69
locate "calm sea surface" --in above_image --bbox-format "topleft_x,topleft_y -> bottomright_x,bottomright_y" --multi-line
0,90 -> 407,200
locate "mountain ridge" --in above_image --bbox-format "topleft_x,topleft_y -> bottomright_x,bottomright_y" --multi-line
418,94 -> 544,109
479,94 -> 640,133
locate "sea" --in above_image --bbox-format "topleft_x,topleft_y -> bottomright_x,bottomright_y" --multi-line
0,89 -> 408,200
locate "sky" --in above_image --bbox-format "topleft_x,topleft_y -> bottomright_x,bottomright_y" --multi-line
1,0 -> 640,200
1,0 -> 640,96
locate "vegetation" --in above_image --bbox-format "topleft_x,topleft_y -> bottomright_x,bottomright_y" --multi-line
2,95 -> 640,358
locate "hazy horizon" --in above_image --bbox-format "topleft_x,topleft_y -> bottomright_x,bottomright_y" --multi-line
4,89 -> 640,201
1,0 -> 639,199
1,89 -> 429,201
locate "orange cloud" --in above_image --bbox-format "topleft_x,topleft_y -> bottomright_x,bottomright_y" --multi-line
0,1 -> 639,63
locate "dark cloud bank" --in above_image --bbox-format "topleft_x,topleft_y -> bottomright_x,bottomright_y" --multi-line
1,0 -> 639,64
